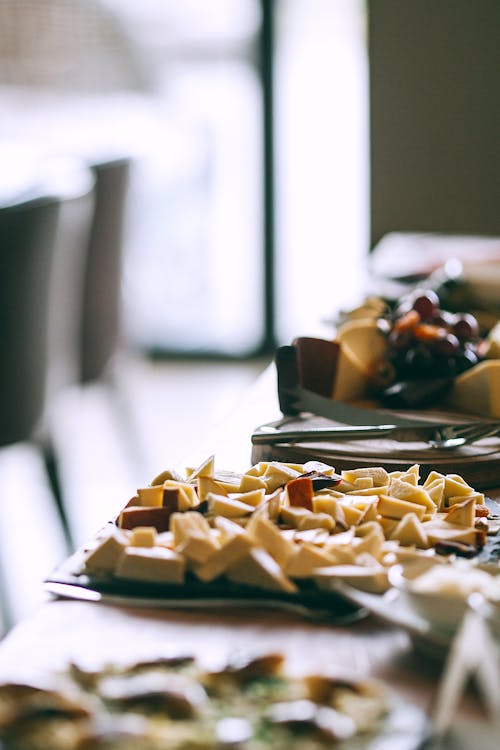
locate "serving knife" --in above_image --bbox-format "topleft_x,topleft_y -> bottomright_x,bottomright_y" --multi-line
251,417 -> 487,446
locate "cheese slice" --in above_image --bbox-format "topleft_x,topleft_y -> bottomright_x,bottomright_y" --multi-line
314,564 -> 389,594
195,534 -> 255,582
387,478 -> 436,511
130,527 -> 157,547
342,467 -> 389,487
446,360 -> 500,417
285,544 -> 338,578
115,547 -> 185,584
227,548 -> 297,593
389,513 -> 429,549
136,485 -> 165,507
207,494 -> 254,518
84,528 -> 129,574
444,497 -> 476,527
197,476 -> 229,501
377,494 -> 426,521
246,515 -> 294,567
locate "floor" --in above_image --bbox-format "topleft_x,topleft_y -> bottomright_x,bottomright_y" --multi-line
49,354 -> 271,547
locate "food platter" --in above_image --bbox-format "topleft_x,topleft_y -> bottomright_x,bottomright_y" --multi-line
0,645 -> 429,750
44,537 -> 366,625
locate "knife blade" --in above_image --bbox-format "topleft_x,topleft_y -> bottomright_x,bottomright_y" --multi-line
251,416 -> 479,446
281,385 -> 444,428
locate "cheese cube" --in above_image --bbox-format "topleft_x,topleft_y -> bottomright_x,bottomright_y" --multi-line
227,548 -> 297,593
207,494 -> 254,518
447,360 -> 500,417
84,528 -> 129,574
342,467 -> 389,487
130,527 -> 157,547
247,515 -> 294,567
377,495 -> 426,521
285,544 -> 337,578
115,547 -> 185,584
195,534 -> 255,582
389,513 -> 429,548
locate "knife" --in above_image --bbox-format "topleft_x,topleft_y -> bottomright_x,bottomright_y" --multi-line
251,417 -> 478,446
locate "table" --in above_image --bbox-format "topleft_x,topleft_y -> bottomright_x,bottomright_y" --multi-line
0,364 -> 498,747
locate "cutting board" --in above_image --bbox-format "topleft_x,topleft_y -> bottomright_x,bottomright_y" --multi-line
252,428 -> 500,490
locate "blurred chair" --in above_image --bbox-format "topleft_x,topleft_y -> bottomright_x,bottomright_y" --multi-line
0,145 -> 94,446
0,187 -> 59,446
80,157 -> 131,383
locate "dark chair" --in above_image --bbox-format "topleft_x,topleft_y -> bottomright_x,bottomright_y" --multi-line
0,193 -> 59,446
80,157 -> 131,384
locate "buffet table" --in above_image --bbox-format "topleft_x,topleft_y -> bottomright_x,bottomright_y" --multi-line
0,364 -> 499,749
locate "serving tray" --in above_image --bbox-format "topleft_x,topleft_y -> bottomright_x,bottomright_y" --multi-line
44,535 -> 366,624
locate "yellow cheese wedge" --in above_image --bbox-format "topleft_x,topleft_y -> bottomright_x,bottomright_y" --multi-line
389,513 -> 429,548
422,520 -> 483,547
214,516 -> 246,541
387,478 -> 436,512
186,454 -> 215,480
442,476 -> 475,503
177,533 -> 220,564
312,496 -> 337,516
296,512 -> 335,531
207,494 -> 254,518
197,476 -> 229,501
331,345 -> 371,402
170,511 -> 211,546
353,523 -> 385,559
444,497 -> 476,527
424,478 -> 446,509
342,467 -> 389,487
115,547 -> 185,584
136,485 -> 164,507
377,494 -> 426,521
229,489 -> 266,508
227,548 -> 297,593
338,503 -> 365,526
262,462 -> 302,492
246,515 -> 294,567
130,527 -> 157,547
377,517 -> 399,538
314,564 -> 389,594
84,528 -> 129,574
239,474 -> 267,492
280,506 -> 312,527
446,360 -> 500,417
447,491 -> 484,507
195,534 -> 255,582
285,543 -> 338,578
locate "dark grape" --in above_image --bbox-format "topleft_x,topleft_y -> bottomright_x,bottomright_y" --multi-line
432,333 -> 460,356
411,289 -> 440,320
453,313 -> 479,341
404,346 -> 433,374
388,328 -> 413,350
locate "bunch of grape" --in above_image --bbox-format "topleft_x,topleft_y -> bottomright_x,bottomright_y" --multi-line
387,289 -> 482,379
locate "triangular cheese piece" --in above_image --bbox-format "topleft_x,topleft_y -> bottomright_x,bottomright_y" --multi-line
285,543 -> 337,578
389,512 -> 429,548
444,497 -> 476,527
227,548 -> 297,593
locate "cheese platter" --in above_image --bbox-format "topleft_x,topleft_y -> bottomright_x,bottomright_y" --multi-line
253,285 -> 500,487
45,453 -> 500,643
